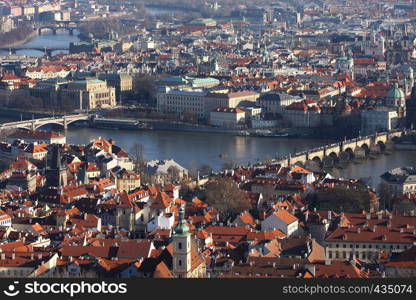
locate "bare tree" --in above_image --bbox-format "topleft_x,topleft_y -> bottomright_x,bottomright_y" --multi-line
378,182 -> 394,210
222,160 -> 235,171
130,143 -> 146,173
188,160 -> 199,179
199,164 -> 213,177
205,177 -> 251,222
167,165 -> 181,183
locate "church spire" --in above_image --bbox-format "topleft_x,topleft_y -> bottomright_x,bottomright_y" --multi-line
174,204 -> 189,235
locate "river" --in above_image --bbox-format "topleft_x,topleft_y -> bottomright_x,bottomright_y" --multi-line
0,26 -> 414,188
0,5 -> 177,57
64,127 -> 416,188
0,29 -> 80,57
0,5 -> 183,58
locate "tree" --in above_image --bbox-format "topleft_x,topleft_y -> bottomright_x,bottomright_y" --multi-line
187,160 -> 199,179
199,164 -> 213,177
167,166 -> 181,183
205,177 -> 251,222
222,160 -> 235,170
308,185 -> 373,213
8,95 -> 43,111
130,143 -> 146,173
378,182 -> 394,210
132,75 -> 157,105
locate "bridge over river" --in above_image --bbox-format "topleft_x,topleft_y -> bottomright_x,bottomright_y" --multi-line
0,114 -> 91,131
0,114 -> 413,170
253,129 -> 414,168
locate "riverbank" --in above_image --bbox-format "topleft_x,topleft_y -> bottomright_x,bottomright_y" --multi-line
0,28 -> 37,49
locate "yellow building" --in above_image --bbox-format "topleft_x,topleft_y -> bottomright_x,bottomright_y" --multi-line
60,79 -> 116,110
116,171 -> 141,192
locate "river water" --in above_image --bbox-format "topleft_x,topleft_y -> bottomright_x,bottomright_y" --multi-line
0,29 -> 80,57
0,26 -> 415,188
64,127 -> 416,188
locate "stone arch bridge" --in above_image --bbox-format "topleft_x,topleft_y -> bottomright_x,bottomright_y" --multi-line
269,130 -> 411,168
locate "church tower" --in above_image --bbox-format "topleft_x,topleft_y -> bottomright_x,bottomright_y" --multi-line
172,204 -> 192,278
407,84 -> 416,129
45,145 -> 68,187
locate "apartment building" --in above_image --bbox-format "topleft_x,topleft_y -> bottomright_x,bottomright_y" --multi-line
157,87 -> 259,119
324,211 -> 416,263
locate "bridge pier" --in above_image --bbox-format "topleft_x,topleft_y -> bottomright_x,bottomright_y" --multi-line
322,156 -> 335,168
45,49 -> 53,57
339,151 -> 352,162
354,148 -> 366,159
63,116 -> 68,130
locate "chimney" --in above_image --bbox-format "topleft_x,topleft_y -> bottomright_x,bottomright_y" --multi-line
328,210 -> 331,221
11,252 -> 15,260
366,213 -> 371,220
0,253 -> 5,260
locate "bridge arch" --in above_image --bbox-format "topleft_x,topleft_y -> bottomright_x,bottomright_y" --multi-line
35,121 -> 65,130
377,141 -> 386,152
293,161 -> 305,168
14,126 -> 32,131
34,118 -> 89,130
38,26 -> 75,35
328,151 -> 338,161
38,27 -> 56,35
311,156 -> 322,165
340,147 -> 355,161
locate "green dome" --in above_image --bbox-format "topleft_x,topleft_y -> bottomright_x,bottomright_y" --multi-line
387,83 -> 405,99
174,204 -> 189,235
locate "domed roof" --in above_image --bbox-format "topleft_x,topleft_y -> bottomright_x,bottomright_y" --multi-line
387,83 -> 405,99
174,204 -> 189,235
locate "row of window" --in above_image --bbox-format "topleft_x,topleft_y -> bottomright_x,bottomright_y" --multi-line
166,101 -> 203,107
329,243 -> 410,250
328,251 -> 378,260
0,219 -> 10,226
93,92 -> 110,99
